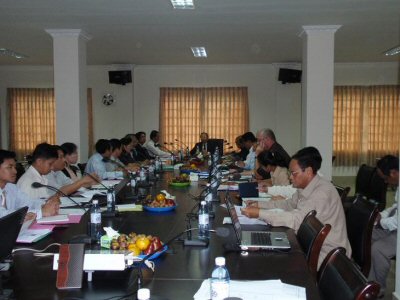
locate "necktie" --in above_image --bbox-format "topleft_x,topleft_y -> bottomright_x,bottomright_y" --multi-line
1,190 -> 7,209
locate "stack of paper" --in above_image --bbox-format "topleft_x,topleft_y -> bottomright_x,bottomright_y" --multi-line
194,279 -> 306,300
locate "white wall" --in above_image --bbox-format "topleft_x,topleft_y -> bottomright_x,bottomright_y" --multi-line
0,62 -> 398,164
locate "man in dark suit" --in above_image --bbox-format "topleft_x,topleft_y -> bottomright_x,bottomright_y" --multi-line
135,131 -> 152,161
190,132 -> 211,156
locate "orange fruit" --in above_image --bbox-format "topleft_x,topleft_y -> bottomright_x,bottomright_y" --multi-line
156,193 -> 166,202
135,237 -> 151,251
128,243 -> 141,256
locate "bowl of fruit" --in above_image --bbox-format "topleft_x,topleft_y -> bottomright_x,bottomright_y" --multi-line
110,233 -> 167,259
180,163 -> 200,174
169,174 -> 190,187
143,193 -> 177,212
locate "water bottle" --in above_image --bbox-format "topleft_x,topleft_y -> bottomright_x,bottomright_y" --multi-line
210,257 -> 230,300
137,288 -> 150,300
139,167 -> 146,182
213,147 -> 220,164
186,147 -> 190,158
155,156 -> 161,172
170,153 -> 175,165
198,201 -> 209,240
107,188 -> 115,212
90,200 -> 102,243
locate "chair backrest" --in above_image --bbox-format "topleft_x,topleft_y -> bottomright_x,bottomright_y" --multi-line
367,169 -> 387,211
345,196 -> 379,277
297,210 -> 331,279
318,248 -> 380,300
355,164 -> 375,196
335,185 -> 351,203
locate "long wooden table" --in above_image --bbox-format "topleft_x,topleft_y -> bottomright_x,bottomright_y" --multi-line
9,172 -> 320,300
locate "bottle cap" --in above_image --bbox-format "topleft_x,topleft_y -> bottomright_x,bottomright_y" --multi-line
92,199 -> 98,205
215,256 -> 226,266
201,200 -> 206,206
137,288 -> 150,300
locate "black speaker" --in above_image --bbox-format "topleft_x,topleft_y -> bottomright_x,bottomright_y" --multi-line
108,70 -> 132,85
278,68 -> 302,84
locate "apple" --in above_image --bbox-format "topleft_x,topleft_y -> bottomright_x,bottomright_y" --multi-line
143,242 -> 155,255
151,237 -> 163,250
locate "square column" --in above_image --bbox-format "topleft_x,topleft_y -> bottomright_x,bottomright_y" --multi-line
300,25 -> 341,180
46,29 -> 91,161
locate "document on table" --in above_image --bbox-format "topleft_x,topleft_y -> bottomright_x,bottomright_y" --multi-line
80,190 -> 107,198
36,214 -> 69,224
17,228 -> 52,243
194,279 -> 306,300
92,179 -> 122,189
59,208 -> 86,216
217,184 -> 239,191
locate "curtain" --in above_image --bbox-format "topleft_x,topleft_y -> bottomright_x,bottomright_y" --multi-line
8,88 -> 56,159
8,88 -> 94,160
333,85 -> 400,166
160,87 -> 249,150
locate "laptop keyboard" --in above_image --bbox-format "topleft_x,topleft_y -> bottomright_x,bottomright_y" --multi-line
251,232 -> 272,245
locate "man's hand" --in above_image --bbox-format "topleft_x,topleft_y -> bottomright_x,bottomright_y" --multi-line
81,173 -> 99,186
42,195 -> 60,217
24,212 -> 37,222
241,207 -> 260,218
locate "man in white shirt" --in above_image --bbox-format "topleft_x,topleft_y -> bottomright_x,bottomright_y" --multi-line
0,150 -> 59,220
144,130 -> 171,158
46,145 -> 97,195
369,155 -> 399,298
235,132 -> 257,170
17,143 -> 59,199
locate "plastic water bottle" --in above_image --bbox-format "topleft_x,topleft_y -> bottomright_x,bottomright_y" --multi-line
198,201 -> 210,240
107,188 -> 115,212
90,200 -> 102,243
137,288 -> 150,300
210,257 -> 230,300
186,147 -> 190,158
155,156 -> 161,172
139,167 -> 146,182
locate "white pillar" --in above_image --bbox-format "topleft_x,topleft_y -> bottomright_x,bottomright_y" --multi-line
45,29 -> 91,161
300,25 -> 341,180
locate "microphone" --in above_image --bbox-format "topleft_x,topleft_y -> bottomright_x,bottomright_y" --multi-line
133,226 -> 230,289
31,182 -> 86,211
161,143 -> 174,154
84,172 -> 112,191
174,139 -> 189,149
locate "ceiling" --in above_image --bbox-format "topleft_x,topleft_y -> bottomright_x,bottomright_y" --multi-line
0,0 -> 399,66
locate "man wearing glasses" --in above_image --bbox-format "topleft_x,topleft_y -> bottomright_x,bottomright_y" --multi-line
369,155 -> 399,298
241,146 -> 351,268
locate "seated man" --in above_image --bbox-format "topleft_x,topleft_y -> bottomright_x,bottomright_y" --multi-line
190,132 -> 210,156
85,139 -> 121,179
241,146 -> 351,268
17,143 -> 59,199
135,131 -> 152,161
234,132 -> 257,170
144,130 -> 171,158
46,145 -> 97,195
369,155 -> 399,298
0,150 -> 59,220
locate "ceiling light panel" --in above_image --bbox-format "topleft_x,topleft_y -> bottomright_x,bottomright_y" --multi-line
0,48 -> 28,59
384,45 -> 400,56
170,0 -> 194,9
191,47 -> 207,58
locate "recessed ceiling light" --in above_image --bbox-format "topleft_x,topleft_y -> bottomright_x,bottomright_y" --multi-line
191,47 -> 207,58
0,48 -> 28,59
170,0 -> 194,9
383,45 -> 400,56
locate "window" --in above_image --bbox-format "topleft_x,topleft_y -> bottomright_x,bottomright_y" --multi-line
333,85 -> 400,166
160,87 -> 249,150
7,88 -> 94,159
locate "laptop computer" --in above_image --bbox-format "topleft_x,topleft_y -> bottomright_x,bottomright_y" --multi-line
225,192 -> 290,250
0,206 -> 28,262
238,182 -> 259,198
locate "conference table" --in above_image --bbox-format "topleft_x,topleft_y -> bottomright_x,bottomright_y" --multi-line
9,171 -> 321,300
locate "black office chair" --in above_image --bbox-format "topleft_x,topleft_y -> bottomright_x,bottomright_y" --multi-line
345,195 -> 379,277
297,210 -> 331,280
335,184 -> 351,210
318,247 -> 380,300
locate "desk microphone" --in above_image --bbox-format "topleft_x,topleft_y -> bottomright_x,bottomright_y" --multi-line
31,182 -> 86,211
134,226 -> 230,290
174,139 -> 189,149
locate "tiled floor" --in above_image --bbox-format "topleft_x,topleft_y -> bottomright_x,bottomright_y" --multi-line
333,176 -> 397,299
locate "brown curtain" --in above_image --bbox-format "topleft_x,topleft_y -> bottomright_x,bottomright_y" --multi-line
333,85 -> 400,166
8,88 -> 56,159
8,88 -> 94,160
160,87 -> 249,150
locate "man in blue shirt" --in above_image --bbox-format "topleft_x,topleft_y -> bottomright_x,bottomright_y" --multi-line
0,150 -> 59,220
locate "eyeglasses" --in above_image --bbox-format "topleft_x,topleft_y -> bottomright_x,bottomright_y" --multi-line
288,168 -> 304,176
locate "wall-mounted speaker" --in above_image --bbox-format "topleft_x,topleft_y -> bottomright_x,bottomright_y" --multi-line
278,68 -> 302,84
108,70 -> 132,85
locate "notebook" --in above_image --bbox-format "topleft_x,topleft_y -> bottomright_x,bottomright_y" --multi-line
225,192 -> 290,250
238,182 -> 259,198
